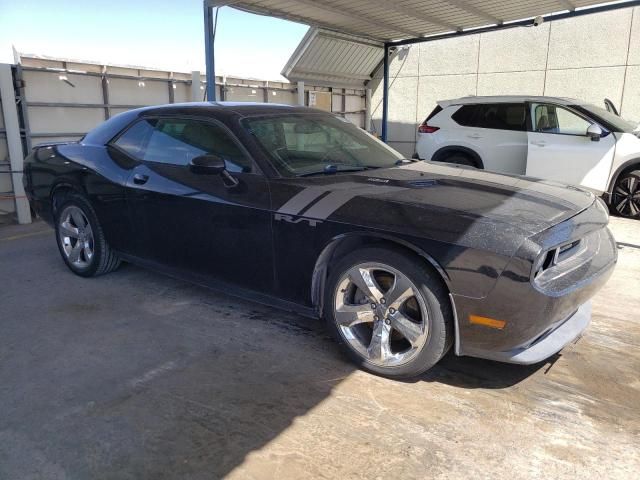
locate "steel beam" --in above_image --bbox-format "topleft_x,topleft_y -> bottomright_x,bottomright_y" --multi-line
101,66 -> 110,119
204,2 -> 216,101
26,102 -> 150,109
168,73 -> 175,104
381,44 -> 389,142
0,64 -> 31,224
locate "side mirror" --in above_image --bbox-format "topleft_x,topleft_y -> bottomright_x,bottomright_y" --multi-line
190,154 -> 225,175
586,124 -> 603,142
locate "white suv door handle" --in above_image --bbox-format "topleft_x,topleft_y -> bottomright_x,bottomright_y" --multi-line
467,134 -> 482,139
531,140 -> 546,147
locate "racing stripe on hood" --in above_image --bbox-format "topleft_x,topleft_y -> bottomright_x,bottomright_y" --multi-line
277,183 -> 407,220
303,185 -> 406,220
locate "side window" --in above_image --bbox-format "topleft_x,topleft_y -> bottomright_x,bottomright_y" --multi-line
451,104 -> 526,131
533,104 -> 591,135
423,105 -> 443,123
474,103 -> 526,131
555,107 -> 592,135
113,119 -> 155,158
451,105 -> 478,127
114,117 -> 252,172
499,104 -> 527,131
143,118 -> 252,172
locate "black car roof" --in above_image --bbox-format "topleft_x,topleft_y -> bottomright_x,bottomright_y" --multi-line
81,102 -> 329,145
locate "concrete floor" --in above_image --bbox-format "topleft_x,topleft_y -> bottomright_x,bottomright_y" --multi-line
0,217 -> 638,479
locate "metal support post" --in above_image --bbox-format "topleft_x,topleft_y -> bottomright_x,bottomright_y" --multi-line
0,64 -> 32,224
297,80 -> 305,106
365,88 -> 372,132
204,2 -> 217,101
381,43 -> 389,142
191,71 -> 200,102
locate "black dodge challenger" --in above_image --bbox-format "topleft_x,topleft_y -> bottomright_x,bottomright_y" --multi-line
24,102 -> 617,378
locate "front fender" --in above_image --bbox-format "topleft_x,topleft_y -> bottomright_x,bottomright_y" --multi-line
310,231 -> 453,316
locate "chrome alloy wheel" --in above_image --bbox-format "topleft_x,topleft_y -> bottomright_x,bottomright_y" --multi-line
613,174 -> 640,217
58,206 -> 95,268
333,262 -> 429,367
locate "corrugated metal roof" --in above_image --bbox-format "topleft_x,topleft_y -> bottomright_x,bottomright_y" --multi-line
281,29 -> 383,87
210,0 -> 638,86
210,0 -> 621,43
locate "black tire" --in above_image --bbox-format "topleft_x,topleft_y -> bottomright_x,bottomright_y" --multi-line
442,152 -> 477,168
610,169 -> 640,219
324,247 -> 453,378
54,193 -> 121,277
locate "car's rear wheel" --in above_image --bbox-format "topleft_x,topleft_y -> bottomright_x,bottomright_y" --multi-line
55,194 -> 121,277
441,152 -> 476,168
324,247 -> 452,378
611,169 -> 640,219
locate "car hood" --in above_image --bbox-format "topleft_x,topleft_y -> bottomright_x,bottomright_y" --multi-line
294,162 -> 595,237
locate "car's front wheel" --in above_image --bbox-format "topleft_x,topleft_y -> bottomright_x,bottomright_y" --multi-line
55,194 -> 121,277
611,169 -> 640,219
324,247 -> 452,378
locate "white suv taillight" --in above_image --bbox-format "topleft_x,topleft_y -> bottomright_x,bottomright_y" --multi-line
418,123 -> 439,134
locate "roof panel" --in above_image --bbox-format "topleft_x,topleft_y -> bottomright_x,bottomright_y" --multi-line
215,0 -> 634,41
212,0 -> 639,86
280,29 -> 383,87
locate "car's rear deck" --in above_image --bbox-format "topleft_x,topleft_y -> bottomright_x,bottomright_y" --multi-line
0,217 -> 638,479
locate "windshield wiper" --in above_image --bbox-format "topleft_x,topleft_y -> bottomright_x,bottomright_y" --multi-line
298,164 -> 378,177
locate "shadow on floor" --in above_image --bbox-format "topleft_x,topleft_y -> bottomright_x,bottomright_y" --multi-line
0,232 -> 545,479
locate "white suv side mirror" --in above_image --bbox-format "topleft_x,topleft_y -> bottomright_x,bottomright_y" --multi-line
587,123 -> 603,141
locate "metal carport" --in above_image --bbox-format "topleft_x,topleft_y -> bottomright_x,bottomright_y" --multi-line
203,0 -> 640,141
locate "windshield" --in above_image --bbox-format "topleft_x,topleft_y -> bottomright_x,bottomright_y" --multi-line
243,113 -> 404,177
574,103 -> 638,133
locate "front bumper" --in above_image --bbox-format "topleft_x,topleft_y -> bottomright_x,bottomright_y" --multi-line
462,301 -> 591,364
452,200 -> 616,364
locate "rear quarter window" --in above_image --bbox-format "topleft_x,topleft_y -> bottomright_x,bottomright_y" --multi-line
423,105 -> 443,123
451,105 -> 478,127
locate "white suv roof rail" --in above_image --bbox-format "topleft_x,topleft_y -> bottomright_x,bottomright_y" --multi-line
437,96 -> 581,108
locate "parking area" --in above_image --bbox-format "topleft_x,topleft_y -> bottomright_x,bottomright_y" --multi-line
0,217 -> 638,479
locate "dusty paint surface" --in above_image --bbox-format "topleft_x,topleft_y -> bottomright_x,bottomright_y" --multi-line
0,217 -> 638,479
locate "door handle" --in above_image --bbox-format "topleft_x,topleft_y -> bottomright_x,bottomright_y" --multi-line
531,141 -> 546,147
133,173 -> 149,185
467,134 -> 482,139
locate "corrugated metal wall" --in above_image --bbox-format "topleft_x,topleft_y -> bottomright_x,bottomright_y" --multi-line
19,56 -> 366,148
0,96 -> 13,219
0,55 -> 366,223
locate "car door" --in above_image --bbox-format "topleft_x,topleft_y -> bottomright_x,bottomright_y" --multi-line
111,115 -> 274,293
451,103 -> 528,174
526,102 -> 616,193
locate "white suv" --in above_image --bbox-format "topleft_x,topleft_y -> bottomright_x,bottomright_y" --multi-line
415,96 -> 640,218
